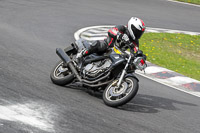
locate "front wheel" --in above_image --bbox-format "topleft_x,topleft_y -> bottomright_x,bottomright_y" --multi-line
50,60 -> 75,86
103,77 -> 139,107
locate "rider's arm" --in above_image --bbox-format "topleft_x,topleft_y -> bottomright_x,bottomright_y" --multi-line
132,39 -> 139,52
107,25 -> 126,47
107,27 -> 118,47
132,40 -> 147,65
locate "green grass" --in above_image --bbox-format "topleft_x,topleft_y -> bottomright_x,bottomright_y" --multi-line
176,0 -> 200,5
139,33 -> 200,81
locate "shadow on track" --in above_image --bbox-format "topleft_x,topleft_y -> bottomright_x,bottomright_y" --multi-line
66,84 -> 103,98
65,85 -> 197,113
118,94 -> 197,113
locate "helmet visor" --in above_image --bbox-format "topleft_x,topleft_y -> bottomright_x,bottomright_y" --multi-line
131,25 -> 145,39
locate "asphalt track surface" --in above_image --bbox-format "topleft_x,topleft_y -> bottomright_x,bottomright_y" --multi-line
0,0 -> 200,133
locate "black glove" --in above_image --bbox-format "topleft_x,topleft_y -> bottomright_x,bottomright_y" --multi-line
136,50 -> 143,56
142,54 -> 147,60
136,50 -> 147,60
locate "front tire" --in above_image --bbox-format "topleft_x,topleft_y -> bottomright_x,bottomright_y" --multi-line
103,77 -> 138,107
50,60 -> 74,86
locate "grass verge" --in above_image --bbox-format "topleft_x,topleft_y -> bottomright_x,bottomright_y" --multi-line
139,33 -> 200,81
176,0 -> 200,5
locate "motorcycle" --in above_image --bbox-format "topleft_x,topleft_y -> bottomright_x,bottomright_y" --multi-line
50,38 -> 147,107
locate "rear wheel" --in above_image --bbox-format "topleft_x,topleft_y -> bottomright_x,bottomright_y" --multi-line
103,77 -> 138,107
50,60 -> 74,86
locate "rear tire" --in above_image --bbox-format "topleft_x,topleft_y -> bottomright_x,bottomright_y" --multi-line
50,60 -> 74,86
103,77 -> 138,107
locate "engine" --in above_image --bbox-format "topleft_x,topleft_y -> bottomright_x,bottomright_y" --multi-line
83,59 -> 112,77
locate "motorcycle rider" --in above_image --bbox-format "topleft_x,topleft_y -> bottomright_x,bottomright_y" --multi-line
76,17 -> 146,62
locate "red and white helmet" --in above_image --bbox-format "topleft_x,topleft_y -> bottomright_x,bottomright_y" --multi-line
128,17 -> 146,40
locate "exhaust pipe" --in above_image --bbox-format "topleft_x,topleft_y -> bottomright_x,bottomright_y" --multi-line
56,48 -> 71,64
56,48 -> 82,82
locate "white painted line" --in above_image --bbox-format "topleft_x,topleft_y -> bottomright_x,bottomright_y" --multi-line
136,72 -> 200,97
147,27 -> 200,35
81,32 -> 107,37
87,29 -> 109,33
159,76 -> 200,86
81,36 -> 106,41
167,0 -> 200,8
74,25 -> 113,40
0,102 -> 54,132
144,66 -> 172,74
145,29 -> 160,33
97,27 -> 111,31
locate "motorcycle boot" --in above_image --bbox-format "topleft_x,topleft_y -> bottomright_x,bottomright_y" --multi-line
76,48 -> 88,64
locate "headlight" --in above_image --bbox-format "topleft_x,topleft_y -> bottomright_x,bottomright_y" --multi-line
133,57 -> 147,70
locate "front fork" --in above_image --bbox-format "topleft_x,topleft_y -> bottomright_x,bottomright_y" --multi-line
117,55 -> 132,87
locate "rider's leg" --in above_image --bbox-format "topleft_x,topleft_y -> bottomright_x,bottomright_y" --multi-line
77,40 -> 108,59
